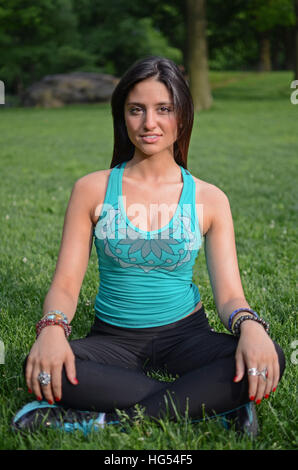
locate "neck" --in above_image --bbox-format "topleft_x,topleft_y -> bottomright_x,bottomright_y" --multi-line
126,152 -> 181,184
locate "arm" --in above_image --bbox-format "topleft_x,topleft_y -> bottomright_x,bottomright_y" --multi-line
26,174 -> 98,404
42,176 -> 95,322
204,187 -> 250,330
204,187 -> 279,403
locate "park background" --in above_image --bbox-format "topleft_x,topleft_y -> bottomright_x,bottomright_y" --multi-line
0,0 -> 297,450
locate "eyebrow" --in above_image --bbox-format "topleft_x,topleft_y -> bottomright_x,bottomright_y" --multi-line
126,101 -> 173,106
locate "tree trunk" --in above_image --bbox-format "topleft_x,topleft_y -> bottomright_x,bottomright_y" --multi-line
186,0 -> 212,111
271,29 -> 281,70
258,32 -> 272,71
284,27 -> 295,70
295,0 -> 298,80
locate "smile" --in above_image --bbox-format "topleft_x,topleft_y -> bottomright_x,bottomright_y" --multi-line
140,135 -> 161,143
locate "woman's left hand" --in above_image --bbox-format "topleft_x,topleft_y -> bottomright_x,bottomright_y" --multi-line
233,320 -> 280,404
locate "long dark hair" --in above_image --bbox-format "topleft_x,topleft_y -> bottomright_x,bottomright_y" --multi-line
110,56 -> 194,169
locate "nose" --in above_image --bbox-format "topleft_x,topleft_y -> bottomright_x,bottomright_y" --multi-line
143,109 -> 157,130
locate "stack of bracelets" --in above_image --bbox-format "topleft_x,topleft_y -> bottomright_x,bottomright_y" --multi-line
36,310 -> 72,339
228,308 -> 270,337
35,308 -> 269,339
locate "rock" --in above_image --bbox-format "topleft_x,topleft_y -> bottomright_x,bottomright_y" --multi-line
22,72 -> 119,107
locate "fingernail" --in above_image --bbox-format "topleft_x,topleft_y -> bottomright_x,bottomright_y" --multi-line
249,395 -> 255,401
256,399 -> 262,405
233,376 -> 238,382
265,394 -> 270,399
55,397 -> 61,402
37,396 -> 42,401
48,400 -> 53,405
272,387 -> 277,392
74,378 -> 79,385
28,388 -> 32,394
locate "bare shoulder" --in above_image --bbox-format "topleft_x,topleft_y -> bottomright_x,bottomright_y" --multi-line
192,175 -> 229,205
192,175 -> 231,235
73,168 -> 112,225
75,168 -> 111,189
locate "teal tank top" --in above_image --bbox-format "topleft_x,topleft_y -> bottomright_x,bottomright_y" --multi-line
93,160 -> 202,328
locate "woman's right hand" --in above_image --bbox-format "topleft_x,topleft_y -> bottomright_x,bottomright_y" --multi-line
25,326 -> 78,404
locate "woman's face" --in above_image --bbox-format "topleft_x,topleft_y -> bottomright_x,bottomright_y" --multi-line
124,78 -> 178,159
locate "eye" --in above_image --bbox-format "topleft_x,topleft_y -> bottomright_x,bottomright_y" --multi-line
129,107 -> 143,115
159,106 -> 172,113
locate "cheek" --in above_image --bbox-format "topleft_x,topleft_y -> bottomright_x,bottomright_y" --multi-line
169,119 -> 178,140
124,116 -> 138,139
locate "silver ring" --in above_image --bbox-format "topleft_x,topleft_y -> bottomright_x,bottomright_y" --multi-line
38,371 -> 51,386
259,367 -> 268,381
248,367 -> 267,381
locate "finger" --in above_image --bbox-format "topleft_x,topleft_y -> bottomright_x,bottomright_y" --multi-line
247,372 -> 258,402
41,382 -> 54,404
31,364 -> 43,401
264,365 -> 273,398
272,355 -> 280,392
255,365 -> 267,403
64,352 -> 78,386
25,357 -> 34,393
234,352 -> 246,383
38,362 -> 54,404
51,364 -> 63,402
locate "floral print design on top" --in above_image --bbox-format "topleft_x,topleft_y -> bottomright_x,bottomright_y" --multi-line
94,200 -> 201,273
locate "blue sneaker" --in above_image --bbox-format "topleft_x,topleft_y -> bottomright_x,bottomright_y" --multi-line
191,402 -> 258,437
12,401 -> 105,436
221,402 -> 259,437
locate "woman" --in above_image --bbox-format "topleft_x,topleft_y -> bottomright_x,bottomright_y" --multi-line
12,56 -> 285,436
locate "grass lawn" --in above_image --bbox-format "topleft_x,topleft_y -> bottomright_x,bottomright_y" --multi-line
0,71 -> 297,450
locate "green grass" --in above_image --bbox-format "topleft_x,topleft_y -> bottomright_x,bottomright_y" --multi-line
0,71 -> 297,450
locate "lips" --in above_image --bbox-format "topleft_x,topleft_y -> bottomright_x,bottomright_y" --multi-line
140,134 -> 161,143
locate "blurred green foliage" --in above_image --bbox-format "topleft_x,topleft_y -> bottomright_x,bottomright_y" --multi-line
0,0 -> 295,95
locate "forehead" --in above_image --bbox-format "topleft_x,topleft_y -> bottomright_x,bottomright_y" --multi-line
125,78 -> 172,104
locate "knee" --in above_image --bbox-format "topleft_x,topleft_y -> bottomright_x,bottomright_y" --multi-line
273,341 -> 286,381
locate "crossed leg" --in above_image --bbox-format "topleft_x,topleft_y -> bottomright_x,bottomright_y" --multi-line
55,327 -> 285,423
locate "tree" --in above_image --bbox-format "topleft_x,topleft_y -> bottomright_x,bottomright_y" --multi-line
247,0 -> 295,71
72,0 -> 183,76
0,0 -> 95,96
206,0 -> 258,71
186,0 -> 212,111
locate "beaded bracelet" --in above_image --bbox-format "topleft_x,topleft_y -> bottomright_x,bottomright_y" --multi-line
228,308 -> 259,332
36,318 -> 72,338
42,310 -> 69,324
231,312 -> 255,333
232,314 -> 269,337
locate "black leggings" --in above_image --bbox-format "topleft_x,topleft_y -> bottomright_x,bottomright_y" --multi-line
25,305 -> 286,423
